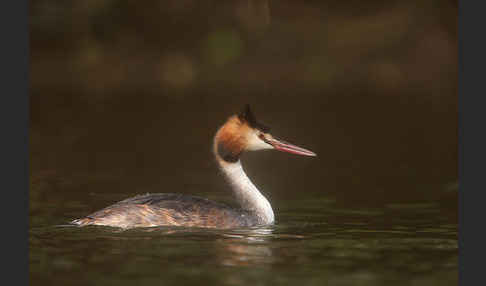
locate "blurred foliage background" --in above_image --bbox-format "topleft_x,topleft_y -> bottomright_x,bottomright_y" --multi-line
30,0 -> 457,212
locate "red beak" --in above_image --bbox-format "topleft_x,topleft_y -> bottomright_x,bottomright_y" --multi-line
268,138 -> 316,157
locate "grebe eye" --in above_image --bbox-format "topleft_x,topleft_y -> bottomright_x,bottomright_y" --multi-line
258,133 -> 265,140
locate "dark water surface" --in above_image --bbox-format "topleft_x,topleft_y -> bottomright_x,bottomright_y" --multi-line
30,170 -> 457,286
29,93 -> 457,286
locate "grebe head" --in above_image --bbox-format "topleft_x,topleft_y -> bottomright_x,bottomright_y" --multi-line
214,105 -> 316,162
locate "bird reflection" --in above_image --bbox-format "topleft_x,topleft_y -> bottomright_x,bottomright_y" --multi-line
214,227 -> 276,266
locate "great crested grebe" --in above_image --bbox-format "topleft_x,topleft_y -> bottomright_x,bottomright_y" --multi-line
72,105 -> 316,229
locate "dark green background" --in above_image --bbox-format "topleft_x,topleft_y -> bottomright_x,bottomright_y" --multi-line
29,1 -> 457,285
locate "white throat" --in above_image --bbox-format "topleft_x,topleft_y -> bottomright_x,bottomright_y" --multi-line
216,158 -> 275,225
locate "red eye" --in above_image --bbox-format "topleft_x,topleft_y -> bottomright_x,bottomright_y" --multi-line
258,133 -> 265,140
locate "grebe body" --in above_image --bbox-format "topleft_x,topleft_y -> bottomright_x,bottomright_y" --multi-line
72,105 -> 316,229
72,193 -> 257,229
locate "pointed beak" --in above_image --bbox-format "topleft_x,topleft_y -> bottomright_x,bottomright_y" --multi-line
267,137 -> 317,157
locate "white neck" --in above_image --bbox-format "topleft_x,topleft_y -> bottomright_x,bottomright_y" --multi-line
216,158 -> 275,225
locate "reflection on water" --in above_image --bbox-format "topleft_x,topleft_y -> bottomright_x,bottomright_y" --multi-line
216,228 -> 275,267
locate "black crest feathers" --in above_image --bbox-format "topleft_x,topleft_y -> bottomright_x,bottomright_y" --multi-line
238,104 -> 271,133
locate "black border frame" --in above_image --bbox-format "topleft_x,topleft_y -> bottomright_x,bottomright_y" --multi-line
5,0 -> 473,285
458,0 -> 484,285
1,1 -> 29,285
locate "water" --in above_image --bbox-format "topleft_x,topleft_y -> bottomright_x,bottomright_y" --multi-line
29,93 -> 457,285
30,174 -> 457,286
